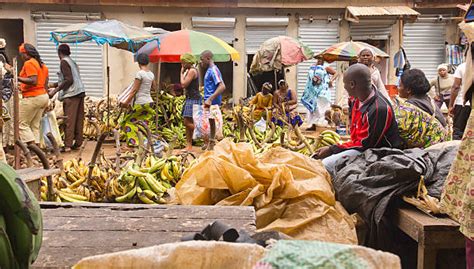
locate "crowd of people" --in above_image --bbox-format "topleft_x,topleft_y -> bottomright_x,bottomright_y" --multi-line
0,37 -> 471,266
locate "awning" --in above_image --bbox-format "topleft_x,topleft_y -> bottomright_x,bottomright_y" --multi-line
345,6 -> 419,23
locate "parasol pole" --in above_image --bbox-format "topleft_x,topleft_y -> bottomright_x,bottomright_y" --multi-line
13,57 -> 20,169
155,58 -> 162,125
106,43 -> 111,133
274,70 -> 278,91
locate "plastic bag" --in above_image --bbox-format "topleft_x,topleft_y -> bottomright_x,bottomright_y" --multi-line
192,104 -> 223,139
39,111 -> 64,149
73,241 -> 266,269
175,139 -> 357,245
260,240 -> 401,269
254,117 -> 267,133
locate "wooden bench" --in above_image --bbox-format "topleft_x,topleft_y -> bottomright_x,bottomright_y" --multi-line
17,167 -> 61,200
33,202 -> 256,268
393,206 -> 465,269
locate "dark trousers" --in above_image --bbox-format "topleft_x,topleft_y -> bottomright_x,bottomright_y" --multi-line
63,94 -> 85,148
453,104 -> 471,140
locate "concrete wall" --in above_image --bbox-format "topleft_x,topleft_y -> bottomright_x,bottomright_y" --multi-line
0,3 -> 461,103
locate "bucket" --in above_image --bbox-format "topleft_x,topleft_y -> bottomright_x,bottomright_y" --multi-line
385,85 -> 398,97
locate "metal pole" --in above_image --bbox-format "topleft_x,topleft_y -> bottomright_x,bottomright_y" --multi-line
155,58 -> 162,125
12,58 -> 20,169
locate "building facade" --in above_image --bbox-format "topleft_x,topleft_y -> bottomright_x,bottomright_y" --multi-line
0,0 -> 466,104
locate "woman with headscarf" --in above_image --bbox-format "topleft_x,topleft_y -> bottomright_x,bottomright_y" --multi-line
394,68 -> 448,148
358,48 -> 390,101
180,53 -> 201,151
302,59 -> 332,130
17,43 -> 49,145
120,53 -> 156,147
429,63 -> 454,108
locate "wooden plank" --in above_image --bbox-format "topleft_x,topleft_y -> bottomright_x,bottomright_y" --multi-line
397,207 -> 460,230
394,207 -> 461,242
420,231 -> 466,249
42,230 -> 190,248
40,203 -> 255,220
417,245 -> 436,269
34,246 -> 137,268
35,203 -> 257,268
43,216 -> 255,232
18,168 -> 61,182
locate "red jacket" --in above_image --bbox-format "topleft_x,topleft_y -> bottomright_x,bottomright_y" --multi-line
330,90 -> 402,154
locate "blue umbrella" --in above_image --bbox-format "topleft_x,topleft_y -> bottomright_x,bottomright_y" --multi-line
51,20 -> 160,52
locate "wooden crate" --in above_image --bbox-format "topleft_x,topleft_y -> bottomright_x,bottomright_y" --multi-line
33,202 -> 256,268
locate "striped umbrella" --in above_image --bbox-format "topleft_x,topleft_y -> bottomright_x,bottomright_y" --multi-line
137,29 -> 240,63
316,41 -> 389,63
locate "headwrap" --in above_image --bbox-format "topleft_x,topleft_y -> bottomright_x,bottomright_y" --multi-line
359,47 -> 375,57
437,64 -> 448,71
18,43 -> 26,54
180,53 -> 197,64
0,39 -> 5,49
262,82 -> 273,91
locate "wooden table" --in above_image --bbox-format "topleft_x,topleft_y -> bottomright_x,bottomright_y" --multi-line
33,202 -> 256,268
393,206 -> 465,269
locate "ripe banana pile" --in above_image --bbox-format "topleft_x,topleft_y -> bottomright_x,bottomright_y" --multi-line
41,154 -> 188,205
106,156 -> 184,204
315,130 -> 341,148
0,162 -> 43,268
83,118 -> 101,140
41,156 -> 117,203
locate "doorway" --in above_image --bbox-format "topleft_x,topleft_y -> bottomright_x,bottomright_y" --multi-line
355,39 -> 389,84
0,19 -> 24,67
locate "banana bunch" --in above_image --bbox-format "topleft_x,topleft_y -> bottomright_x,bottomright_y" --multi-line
315,130 -> 341,149
83,118 -> 101,140
159,123 -> 186,149
155,93 -> 185,127
40,157 -> 117,203
0,162 -> 43,268
106,155 -> 183,204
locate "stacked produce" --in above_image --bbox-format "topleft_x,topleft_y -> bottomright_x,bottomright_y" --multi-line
40,153 -> 191,204
314,130 -> 341,148
40,155 -> 116,203
106,156 -> 184,204
0,162 -> 42,268
156,93 -> 187,148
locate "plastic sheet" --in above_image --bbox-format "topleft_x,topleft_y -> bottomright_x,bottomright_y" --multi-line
175,139 -> 357,244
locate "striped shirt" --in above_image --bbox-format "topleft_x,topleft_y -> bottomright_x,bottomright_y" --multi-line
330,89 -> 402,154
204,64 -> 224,105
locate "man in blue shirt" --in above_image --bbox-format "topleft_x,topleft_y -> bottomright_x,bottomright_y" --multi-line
200,50 -> 226,150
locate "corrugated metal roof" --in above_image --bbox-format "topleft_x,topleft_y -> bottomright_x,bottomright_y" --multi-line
346,6 -> 419,22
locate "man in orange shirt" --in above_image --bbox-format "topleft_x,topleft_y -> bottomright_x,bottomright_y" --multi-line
17,43 -> 49,145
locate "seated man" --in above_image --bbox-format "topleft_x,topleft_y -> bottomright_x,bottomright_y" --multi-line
313,64 -> 402,175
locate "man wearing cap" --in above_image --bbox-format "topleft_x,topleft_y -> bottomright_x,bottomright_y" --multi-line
200,50 -> 225,150
48,44 -> 85,152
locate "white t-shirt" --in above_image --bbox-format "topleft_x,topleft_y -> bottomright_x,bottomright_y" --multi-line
454,63 -> 471,106
134,70 -> 154,105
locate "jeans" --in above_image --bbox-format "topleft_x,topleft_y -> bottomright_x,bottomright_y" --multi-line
322,149 -> 362,177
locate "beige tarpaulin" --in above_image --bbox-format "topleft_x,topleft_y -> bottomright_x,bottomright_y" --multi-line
176,139 -> 357,244
73,241 -> 266,269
